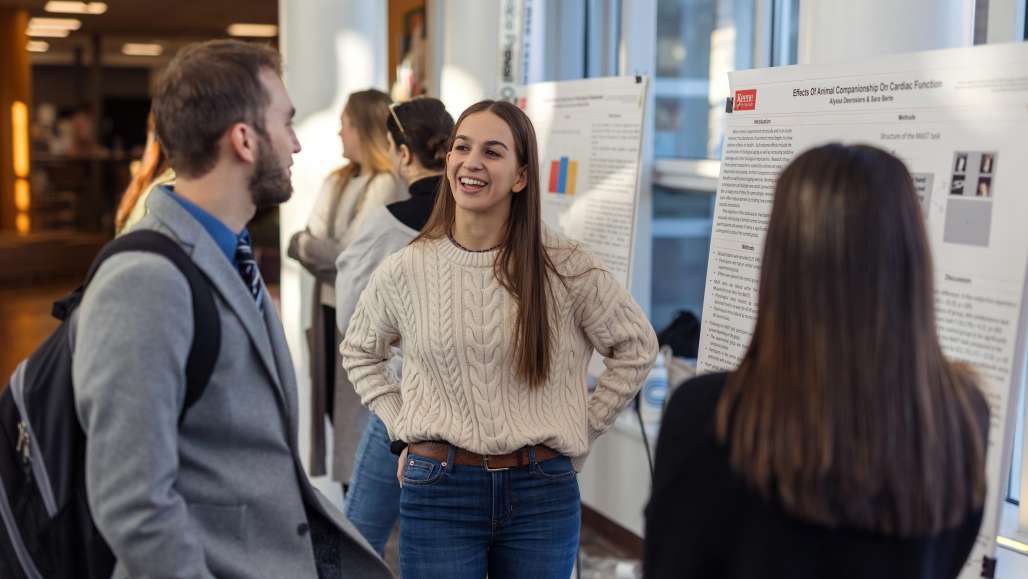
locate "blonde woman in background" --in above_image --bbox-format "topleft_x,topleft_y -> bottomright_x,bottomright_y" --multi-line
115,111 -> 174,235
289,89 -> 407,482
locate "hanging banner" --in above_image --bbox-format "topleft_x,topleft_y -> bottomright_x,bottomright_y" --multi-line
697,42 -> 1028,578
497,0 -> 526,103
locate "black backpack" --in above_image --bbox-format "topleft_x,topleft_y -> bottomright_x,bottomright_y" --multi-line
0,230 -> 221,579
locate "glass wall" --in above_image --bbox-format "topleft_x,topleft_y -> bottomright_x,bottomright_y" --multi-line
650,0 -> 798,333
655,0 -> 755,160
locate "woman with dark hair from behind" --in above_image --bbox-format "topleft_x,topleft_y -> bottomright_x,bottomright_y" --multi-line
115,110 -> 174,235
644,143 -> 988,579
333,96 -> 454,554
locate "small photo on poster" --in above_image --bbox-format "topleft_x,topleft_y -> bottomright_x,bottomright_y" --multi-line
980,153 -> 994,174
953,153 -> 968,174
977,177 -> 992,197
948,151 -> 996,196
950,175 -> 965,195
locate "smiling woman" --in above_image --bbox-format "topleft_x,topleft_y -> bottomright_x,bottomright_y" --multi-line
341,99 -> 659,579
445,110 -> 528,235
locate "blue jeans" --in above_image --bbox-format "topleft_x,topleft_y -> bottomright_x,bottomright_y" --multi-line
344,415 -> 400,554
399,446 -> 581,579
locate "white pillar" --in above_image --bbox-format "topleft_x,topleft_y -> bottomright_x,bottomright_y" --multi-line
438,0 -> 501,119
278,0 -> 388,481
798,0 -> 974,65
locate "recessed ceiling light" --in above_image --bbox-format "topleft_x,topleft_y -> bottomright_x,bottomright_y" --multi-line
122,43 -> 163,57
45,1 -> 107,14
28,17 -> 82,30
26,40 -> 50,52
227,23 -> 278,38
26,28 -> 71,38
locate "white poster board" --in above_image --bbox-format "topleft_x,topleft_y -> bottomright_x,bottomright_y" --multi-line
521,76 -> 650,289
697,42 -> 1028,578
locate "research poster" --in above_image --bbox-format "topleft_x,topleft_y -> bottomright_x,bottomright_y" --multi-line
522,76 -> 649,289
696,43 -> 1028,577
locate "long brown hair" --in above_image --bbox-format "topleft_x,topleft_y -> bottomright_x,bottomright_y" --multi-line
415,100 -> 561,387
717,143 -> 986,536
334,89 -> 393,184
115,110 -> 169,232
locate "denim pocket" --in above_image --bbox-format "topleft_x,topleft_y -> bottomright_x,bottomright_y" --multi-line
402,453 -> 447,486
529,456 -> 576,481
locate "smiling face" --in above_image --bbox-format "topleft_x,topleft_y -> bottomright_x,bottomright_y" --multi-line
446,111 -> 527,220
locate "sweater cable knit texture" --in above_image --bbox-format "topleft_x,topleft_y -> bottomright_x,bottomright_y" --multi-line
341,230 -> 658,461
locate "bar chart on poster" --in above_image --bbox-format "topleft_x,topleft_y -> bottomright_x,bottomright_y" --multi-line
696,42 -> 1028,578
522,76 -> 649,289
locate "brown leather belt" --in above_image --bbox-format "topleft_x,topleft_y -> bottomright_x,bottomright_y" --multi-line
408,441 -> 561,471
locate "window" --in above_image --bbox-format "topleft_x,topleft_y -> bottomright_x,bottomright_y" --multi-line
651,0 -> 798,332
650,181 -> 717,332
655,0 -> 756,160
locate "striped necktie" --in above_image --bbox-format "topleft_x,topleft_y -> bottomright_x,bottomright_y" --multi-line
235,235 -> 264,309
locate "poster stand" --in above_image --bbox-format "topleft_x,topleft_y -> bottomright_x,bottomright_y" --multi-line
521,75 -> 649,291
698,42 -> 1028,579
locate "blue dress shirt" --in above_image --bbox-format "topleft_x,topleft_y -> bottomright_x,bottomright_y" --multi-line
161,185 -> 249,266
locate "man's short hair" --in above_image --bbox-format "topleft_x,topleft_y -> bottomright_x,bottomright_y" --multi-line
154,40 -> 282,178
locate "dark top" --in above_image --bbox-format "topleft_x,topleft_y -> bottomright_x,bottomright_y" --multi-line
644,372 -> 985,579
386,175 -> 442,231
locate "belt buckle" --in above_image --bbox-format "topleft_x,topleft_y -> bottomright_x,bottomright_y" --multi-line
483,456 -> 509,472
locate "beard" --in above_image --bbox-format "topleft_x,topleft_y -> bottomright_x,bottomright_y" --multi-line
249,133 -> 293,208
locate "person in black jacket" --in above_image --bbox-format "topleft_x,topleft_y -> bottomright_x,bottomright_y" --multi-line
645,143 -> 988,579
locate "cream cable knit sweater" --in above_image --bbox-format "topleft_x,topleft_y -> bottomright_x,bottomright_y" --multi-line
341,230 -> 658,462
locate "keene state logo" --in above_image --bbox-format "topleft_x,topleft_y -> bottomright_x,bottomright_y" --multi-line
734,89 -> 757,111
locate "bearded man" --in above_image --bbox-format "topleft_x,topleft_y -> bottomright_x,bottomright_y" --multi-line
72,40 -> 392,579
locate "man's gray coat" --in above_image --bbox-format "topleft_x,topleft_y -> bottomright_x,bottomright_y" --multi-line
72,188 -> 392,579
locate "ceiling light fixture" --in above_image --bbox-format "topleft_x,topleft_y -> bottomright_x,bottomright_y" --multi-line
26,40 -> 50,52
122,43 -> 163,57
26,28 -> 71,38
227,23 -> 278,38
44,1 -> 107,15
28,17 -> 82,30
